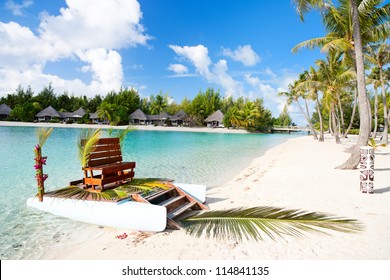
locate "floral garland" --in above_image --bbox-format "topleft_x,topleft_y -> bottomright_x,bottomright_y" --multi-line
34,144 -> 48,202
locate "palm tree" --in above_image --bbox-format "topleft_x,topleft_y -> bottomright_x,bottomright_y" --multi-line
366,43 -> 390,144
240,101 -> 260,129
228,106 -> 242,128
296,67 -> 325,141
97,102 -> 113,123
315,52 -> 356,144
150,93 -> 168,115
367,67 -> 382,138
292,0 -> 390,168
343,87 -> 358,137
279,80 -> 318,140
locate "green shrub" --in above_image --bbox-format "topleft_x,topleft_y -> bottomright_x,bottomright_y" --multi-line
348,129 -> 360,135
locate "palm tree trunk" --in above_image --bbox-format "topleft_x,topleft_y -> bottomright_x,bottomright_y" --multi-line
343,88 -> 358,137
337,93 -> 345,136
337,0 -> 371,169
372,87 -> 378,138
329,115 -> 333,135
302,98 -> 318,140
316,95 -> 324,142
331,104 -> 341,144
380,68 -> 389,144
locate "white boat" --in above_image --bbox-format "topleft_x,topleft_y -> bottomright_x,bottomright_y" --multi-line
27,183 -> 207,231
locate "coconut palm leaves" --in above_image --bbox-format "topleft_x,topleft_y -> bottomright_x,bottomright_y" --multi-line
49,178 -> 171,201
77,128 -> 102,167
36,127 -> 53,147
107,125 -> 135,148
181,206 -> 363,242
48,185 -> 125,201
368,138 -> 387,149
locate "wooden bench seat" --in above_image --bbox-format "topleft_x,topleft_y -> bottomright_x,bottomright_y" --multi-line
82,138 -> 136,191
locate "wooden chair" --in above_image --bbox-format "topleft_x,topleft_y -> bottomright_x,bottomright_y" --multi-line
82,138 -> 136,191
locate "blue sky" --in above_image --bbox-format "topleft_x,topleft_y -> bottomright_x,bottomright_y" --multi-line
0,0 -> 328,122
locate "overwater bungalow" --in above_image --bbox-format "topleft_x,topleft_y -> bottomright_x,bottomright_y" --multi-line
0,103 -> 12,120
205,110 -> 224,128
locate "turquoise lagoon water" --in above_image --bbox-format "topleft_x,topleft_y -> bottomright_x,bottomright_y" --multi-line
0,126 -> 296,259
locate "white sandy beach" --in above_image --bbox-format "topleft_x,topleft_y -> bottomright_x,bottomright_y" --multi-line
37,133 -> 390,260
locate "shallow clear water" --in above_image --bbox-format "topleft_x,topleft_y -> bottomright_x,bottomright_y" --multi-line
0,126 -> 296,259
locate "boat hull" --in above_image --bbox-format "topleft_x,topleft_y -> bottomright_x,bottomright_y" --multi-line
26,183 -> 207,231
27,196 -> 167,231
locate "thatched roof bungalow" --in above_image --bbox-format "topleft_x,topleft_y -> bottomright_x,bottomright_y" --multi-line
205,110 -> 224,128
0,103 -> 12,120
35,106 -> 62,122
72,107 -> 87,119
36,106 -> 88,122
129,109 -> 188,126
129,109 -> 149,125
171,109 -> 188,126
89,112 -> 100,124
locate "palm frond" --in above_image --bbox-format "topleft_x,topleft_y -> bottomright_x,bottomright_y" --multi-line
320,38 -> 352,53
77,128 -> 102,167
48,186 -> 113,201
368,138 -> 387,149
115,125 -> 136,147
47,178 -> 171,201
292,36 -> 336,53
181,206 -> 363,242
36,127 -> 53,147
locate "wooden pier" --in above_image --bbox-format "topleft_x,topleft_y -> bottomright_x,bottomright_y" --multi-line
271,126 -> 310,135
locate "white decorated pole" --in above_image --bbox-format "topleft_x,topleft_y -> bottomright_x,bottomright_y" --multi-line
360,146 -> 374,194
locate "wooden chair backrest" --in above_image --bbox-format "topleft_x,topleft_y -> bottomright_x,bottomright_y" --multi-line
83,138 -> 123,167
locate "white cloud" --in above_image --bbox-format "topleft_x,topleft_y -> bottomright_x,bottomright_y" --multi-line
167,63 -> 188,75
169,45 -> 212,78
169,44 -> 242,97
244,73 -> 290,118
0,0 -> 149,97
264,67 -> 277,79
244,70 -> 313,125
222,45 -> 260,66
77,48 -> 123,93
5,0 -> 33,16
38,0 -> 149,52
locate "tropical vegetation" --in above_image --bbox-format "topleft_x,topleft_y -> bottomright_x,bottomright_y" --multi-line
289,0 -> 390,169
1,85 -> 278,132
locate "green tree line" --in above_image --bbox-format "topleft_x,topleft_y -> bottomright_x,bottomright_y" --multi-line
1,85 -> 285,132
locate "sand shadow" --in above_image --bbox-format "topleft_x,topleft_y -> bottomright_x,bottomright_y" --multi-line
374,186 -> 390,194
374,168 -> 390,171
375,152 -> 390,156
205,197 -> 228,204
